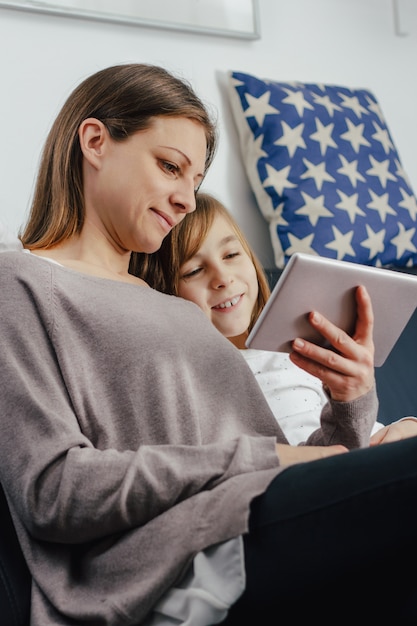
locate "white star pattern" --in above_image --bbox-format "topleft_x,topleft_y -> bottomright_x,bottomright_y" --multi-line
263,163 -> 296,195
395,159 -> 411,185
296,192 -> 333,226
364,95 -> 384,122
366,155 -> 397,188
366,189 -> 397,223
281,88 -> 315,117
285,232 -> 317,256
398,188 -> 417,220
244,91 -> 278,126
340,119 -> 371,153
270,205 -> 287,227
361,225 -> 386,259
325,226 -> 356,260
300,158 -> 336,191
309,119 -> 337,156
312,93 -> 342,117
338,93 -> 369,118
391,223 -> 417,257
371,122 -> 394,154
274,121 -> 306,158
336,155 -> 366,187
229,72 -> 417,267
335,190 -> 366,222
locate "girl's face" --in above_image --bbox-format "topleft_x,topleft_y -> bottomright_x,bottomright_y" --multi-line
85,116 -> 207,254
178,214 -> 259,348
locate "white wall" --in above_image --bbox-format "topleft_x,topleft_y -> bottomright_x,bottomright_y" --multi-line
1,0 -> 416,267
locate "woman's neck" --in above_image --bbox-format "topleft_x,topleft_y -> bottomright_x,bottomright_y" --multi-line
29,236 -> 147,286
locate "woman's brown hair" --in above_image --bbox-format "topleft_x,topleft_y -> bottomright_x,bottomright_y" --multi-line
20,63 -> 217,249
134,192 -> 271,332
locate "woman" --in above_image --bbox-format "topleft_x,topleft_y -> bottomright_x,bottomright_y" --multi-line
0,63 -> 416,626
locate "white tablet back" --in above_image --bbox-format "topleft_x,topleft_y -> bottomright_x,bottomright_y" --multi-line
246,253 -> 417,366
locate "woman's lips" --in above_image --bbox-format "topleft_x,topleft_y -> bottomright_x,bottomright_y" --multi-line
152,208 -> 173,233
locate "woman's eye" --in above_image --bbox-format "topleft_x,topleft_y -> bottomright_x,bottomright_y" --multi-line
225,252 -> 240,260
161,160 -> 179,175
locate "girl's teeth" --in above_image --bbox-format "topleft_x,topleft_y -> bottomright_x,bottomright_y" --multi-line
217,296 -> 240,309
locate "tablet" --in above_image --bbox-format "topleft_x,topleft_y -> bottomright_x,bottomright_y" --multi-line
246,253 -> 417,366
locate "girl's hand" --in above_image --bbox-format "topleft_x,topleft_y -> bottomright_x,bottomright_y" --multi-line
276,443 -> 348,465
370,417 -> 417,445
289,285 -> 375,402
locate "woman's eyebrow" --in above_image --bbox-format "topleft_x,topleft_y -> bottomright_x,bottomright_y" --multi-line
159,146 -> 191,165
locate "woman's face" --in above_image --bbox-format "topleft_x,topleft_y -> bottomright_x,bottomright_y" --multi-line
85,116 -> 207,254
178,214 -> 259,348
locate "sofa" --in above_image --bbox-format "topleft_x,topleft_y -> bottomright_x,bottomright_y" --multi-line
0,486 -> 31,625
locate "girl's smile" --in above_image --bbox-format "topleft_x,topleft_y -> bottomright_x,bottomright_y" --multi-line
212,294 -> 243,311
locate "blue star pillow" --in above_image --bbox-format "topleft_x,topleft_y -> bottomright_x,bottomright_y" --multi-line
228,70 -> 417,268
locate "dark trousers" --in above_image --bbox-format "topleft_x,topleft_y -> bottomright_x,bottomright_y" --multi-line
222,436 -> 417,624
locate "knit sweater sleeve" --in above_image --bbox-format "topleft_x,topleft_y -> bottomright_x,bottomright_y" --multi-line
302,385 -> 378,448
0,253 -> 281,544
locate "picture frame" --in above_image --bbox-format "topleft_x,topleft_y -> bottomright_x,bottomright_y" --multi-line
0,0 -> 261,39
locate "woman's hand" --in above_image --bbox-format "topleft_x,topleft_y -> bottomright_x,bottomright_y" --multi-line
370,418 -> 417,446
289,285 -> 375,402
276,442 -> 348,466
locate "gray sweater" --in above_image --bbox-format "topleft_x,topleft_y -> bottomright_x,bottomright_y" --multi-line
0,251 -> 377,625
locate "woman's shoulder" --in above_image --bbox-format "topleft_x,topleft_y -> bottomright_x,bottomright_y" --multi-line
0,249 -> 31,270
0,249 -> 48,272
0,250 -> 54,299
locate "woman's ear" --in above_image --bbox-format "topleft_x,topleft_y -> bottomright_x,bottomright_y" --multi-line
78,118 -> 108,169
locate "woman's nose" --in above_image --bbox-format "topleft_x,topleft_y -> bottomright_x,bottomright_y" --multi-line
171,180 -> 196,214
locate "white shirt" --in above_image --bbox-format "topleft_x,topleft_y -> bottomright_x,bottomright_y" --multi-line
242,348 -> 384,444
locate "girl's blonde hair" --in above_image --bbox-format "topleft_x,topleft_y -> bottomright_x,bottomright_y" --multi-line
133,192 -> 271,332
20,63 -> 217,250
